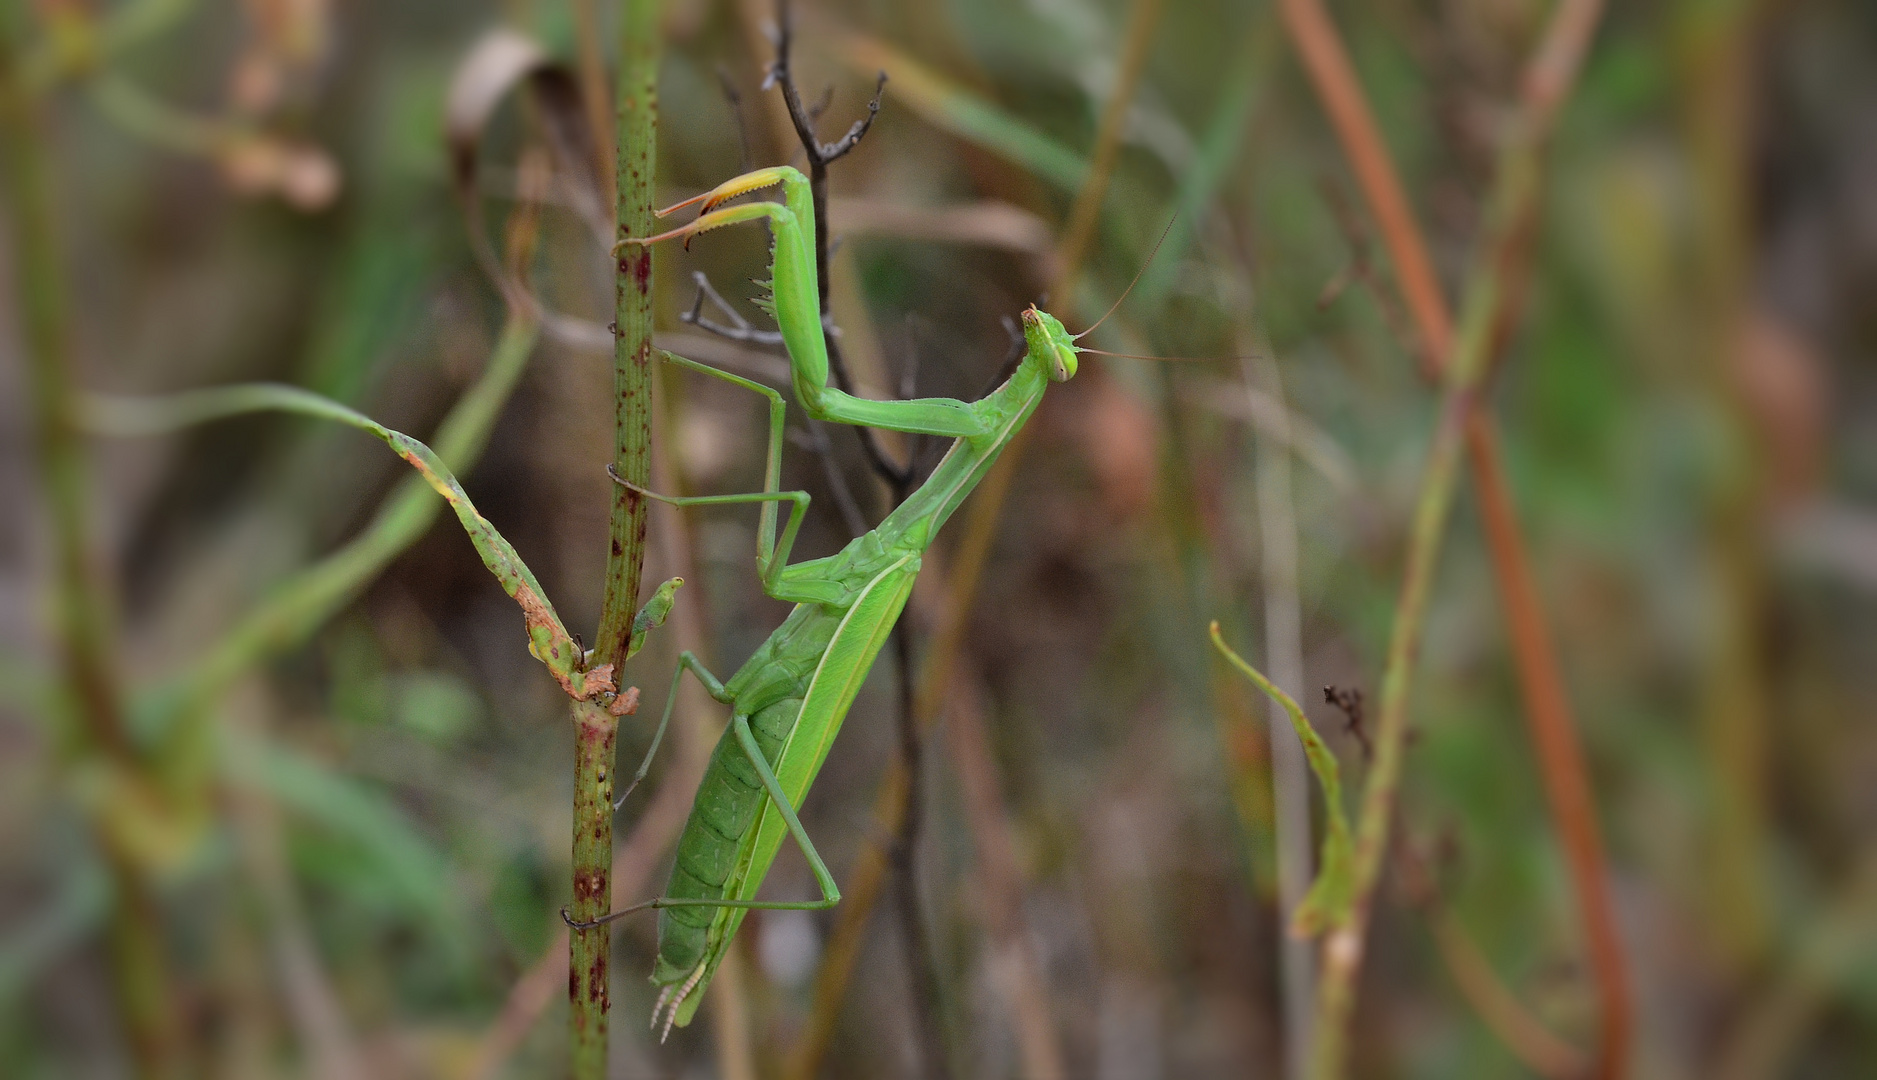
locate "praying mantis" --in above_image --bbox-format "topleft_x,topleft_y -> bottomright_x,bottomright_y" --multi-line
569,164 -> 1090,1034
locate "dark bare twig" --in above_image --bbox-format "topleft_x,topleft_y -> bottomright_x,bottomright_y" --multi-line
889,617 -> 953,1080
765,9 -> 950,1076
715,66 -> 754,173
680,270 -> 786,345
791,423 -> 871,538
768,0 -> 909,490
680,269 -> 855,349
1323,685 -> 1372,764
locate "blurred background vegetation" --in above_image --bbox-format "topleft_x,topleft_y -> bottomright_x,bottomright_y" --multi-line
2,0 -> 1875,1076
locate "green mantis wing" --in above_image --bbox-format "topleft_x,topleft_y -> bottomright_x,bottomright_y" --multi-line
670,552 -> 919,1028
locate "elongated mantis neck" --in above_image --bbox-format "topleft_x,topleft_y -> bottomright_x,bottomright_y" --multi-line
873,350 -> 1051,545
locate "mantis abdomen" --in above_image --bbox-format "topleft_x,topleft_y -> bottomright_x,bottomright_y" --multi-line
654,694 -> 801,981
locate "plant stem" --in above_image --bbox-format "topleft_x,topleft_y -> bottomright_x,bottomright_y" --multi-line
1306,103 -> 1557,1077
576,0 -> 658,1071
567,699 -> 619,1078
1679,0 -> 1773,975
595,0 -> 659,669
1309,304 -> 1487,1080
0,24 -> 184,1078
1,22 -> 125,772
1278,0 -> 1625,1072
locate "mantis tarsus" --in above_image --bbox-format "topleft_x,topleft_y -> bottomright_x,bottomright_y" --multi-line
571,164 -> 1087,1035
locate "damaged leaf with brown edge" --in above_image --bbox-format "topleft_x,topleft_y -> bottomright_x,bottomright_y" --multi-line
82,383 -> 616,702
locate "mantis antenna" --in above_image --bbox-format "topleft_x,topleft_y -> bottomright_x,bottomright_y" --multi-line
1076,346 -> 1268,362
1064,212 -> 1267,362
1073,210 -> 1183,341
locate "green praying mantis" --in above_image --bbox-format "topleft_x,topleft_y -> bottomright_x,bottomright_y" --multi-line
564,164 -> 1095,1035
82,156 -> 1337,1042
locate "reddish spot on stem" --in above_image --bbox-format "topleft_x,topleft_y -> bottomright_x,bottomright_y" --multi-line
586,959 -> 608,1005
579,712 -> 616,746
573,869 -> 608,902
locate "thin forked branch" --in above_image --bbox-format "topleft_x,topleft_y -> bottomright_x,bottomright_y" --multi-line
768,0 -> 912,491
681,270 -> 786,345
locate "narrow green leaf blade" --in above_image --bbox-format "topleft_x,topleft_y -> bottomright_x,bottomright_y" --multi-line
83,382 -> 608,700
1210,621 -> 1355,936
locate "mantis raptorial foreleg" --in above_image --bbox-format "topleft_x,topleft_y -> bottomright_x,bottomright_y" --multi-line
620,167 -> 991,439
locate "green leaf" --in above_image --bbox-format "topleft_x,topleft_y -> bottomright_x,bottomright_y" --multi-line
1209,622 -> 1355,936
83,380 -> 613,703
626,576 -> 684,662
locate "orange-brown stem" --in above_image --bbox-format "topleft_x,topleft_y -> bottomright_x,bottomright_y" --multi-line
1277,0 -> 1627,1074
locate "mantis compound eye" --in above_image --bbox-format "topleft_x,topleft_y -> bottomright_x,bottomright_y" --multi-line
1050,342 -> 1078,382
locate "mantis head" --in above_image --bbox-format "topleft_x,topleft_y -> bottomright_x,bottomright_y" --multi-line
1020,305 -> 1079,382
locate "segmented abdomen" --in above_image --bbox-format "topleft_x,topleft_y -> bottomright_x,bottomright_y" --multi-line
653,695 -> 802,981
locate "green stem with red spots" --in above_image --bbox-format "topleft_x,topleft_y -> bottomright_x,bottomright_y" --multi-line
595,0 -> 659,668
577,0 -> 660,1072
568,698 -> 619,1077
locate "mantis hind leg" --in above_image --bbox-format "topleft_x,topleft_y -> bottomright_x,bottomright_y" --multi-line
636,713 -> 844,913
574,710 -> 840,930
645,713 -> 840,913
715,711 -> 841,909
